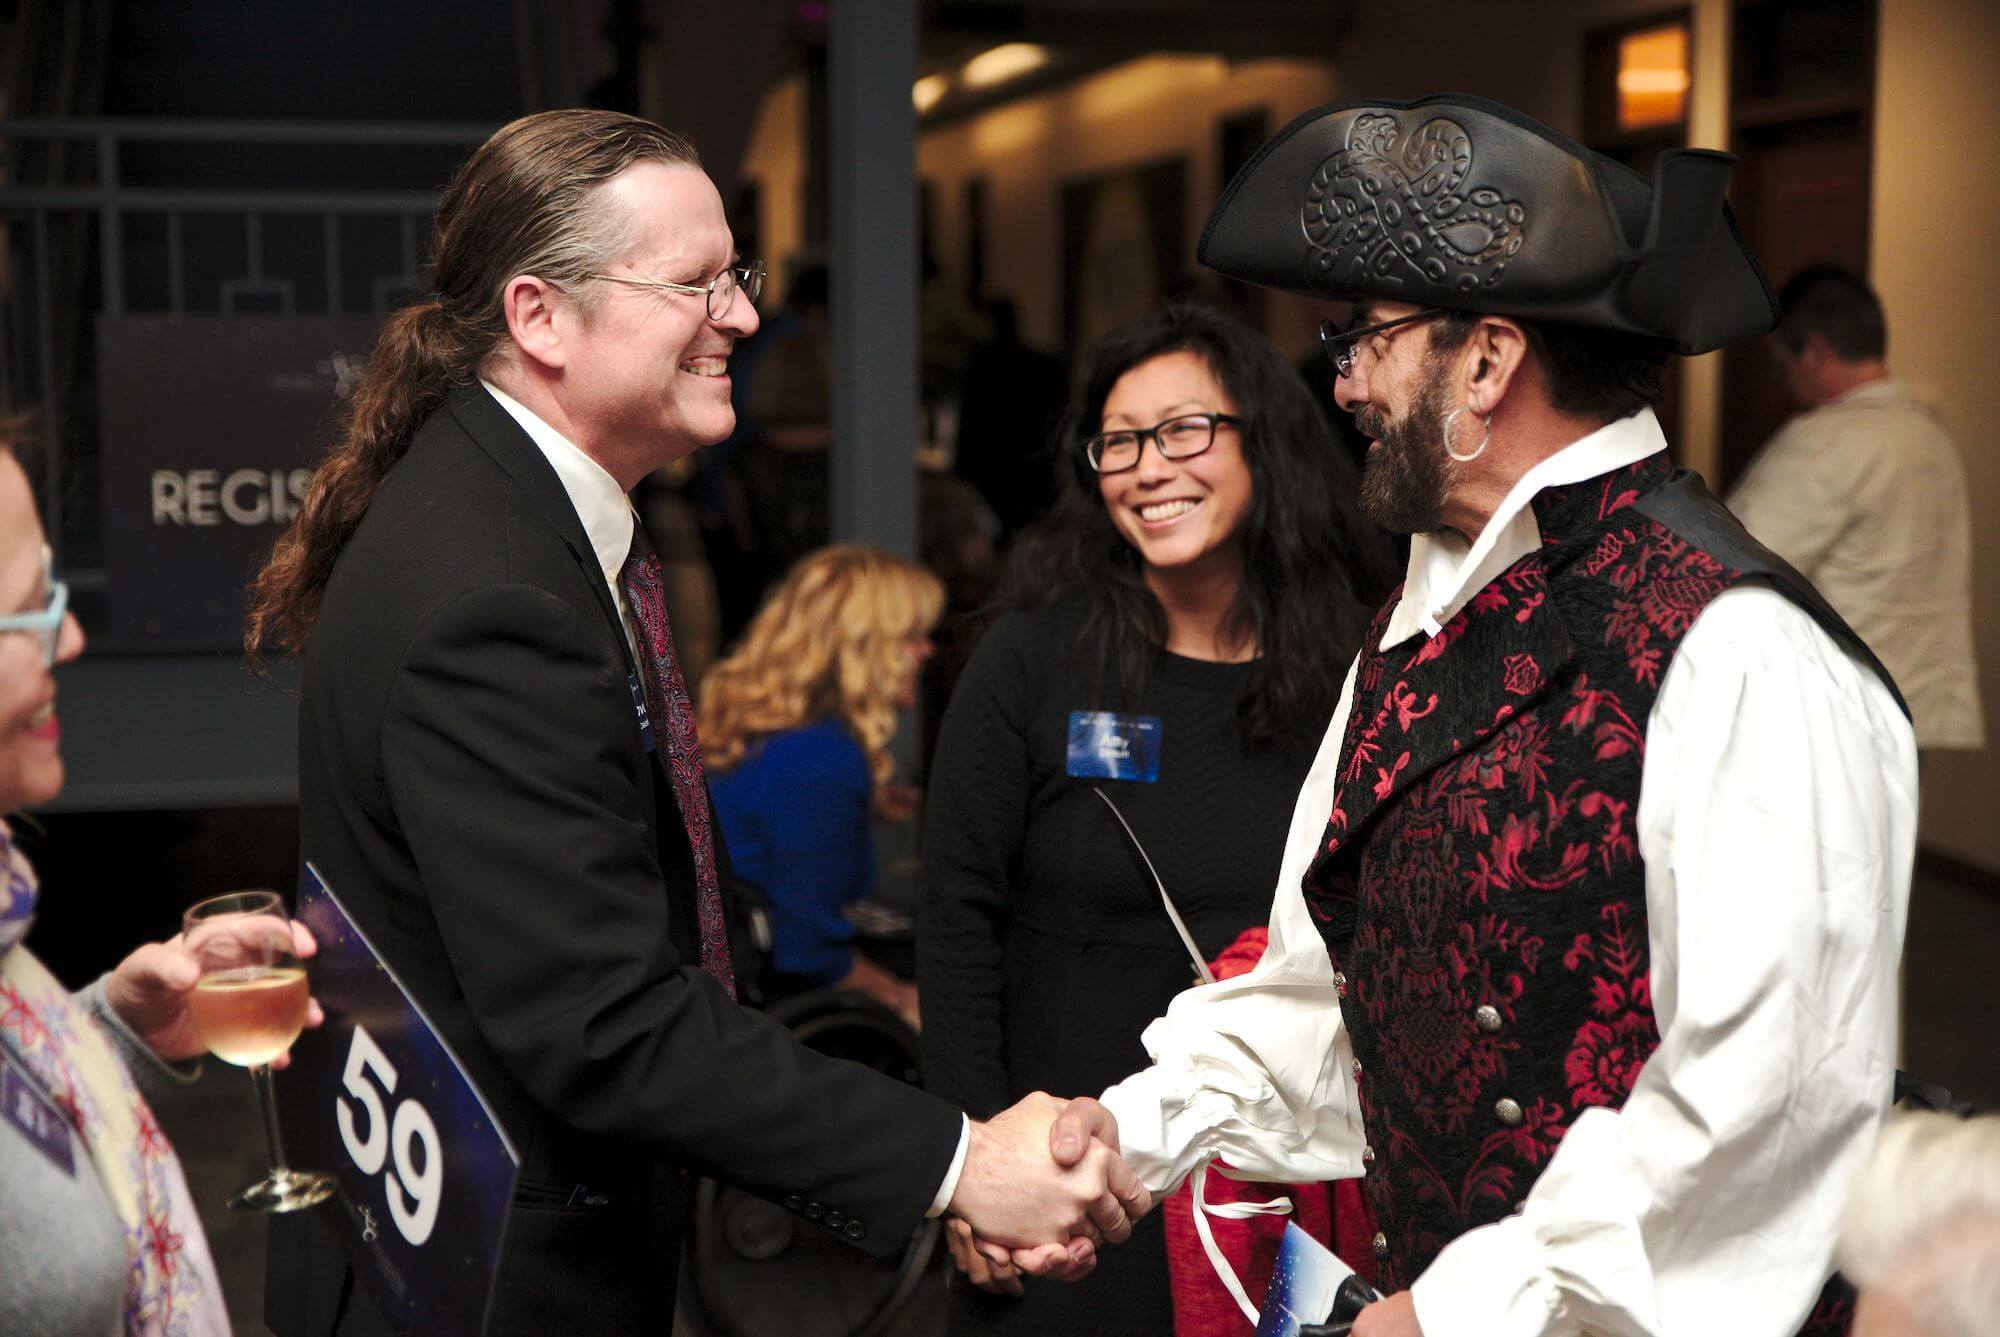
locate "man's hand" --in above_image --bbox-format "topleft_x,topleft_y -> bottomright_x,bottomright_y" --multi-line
1002,1092 -> 1139,1278
1351,1291 -> 1422,1336
944,1217 -> 1029,1296
104,921 -> 324,1067
1045,1094 -> 1124,1169
948,1092 -> 1151,1249
954,1093 -> 1153,1283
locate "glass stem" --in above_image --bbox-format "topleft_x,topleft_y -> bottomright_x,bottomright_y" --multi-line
250,1063 -> 291,1174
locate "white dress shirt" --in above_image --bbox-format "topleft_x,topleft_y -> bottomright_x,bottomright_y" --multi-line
483,380 -> 639,652
1100,410 -> 1917,1335
482,382 -> 974,1216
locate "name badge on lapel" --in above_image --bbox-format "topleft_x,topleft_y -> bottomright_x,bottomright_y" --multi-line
1,1047 -> 74,1177
628,673 -> 656,754
1066,711 -> 1162,783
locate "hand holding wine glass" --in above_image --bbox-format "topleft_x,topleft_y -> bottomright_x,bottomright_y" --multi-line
104,918 -> 324,1066
181,889 -> 336,1212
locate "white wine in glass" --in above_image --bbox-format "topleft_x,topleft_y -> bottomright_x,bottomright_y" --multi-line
188,964 -> 309,1064
182,890 -> 336,1213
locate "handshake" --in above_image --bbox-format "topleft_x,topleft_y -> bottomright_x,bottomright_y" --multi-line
942,1093 -> 1150,1296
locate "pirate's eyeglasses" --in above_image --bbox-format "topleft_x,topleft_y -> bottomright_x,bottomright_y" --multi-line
1318,308 -> 1447,377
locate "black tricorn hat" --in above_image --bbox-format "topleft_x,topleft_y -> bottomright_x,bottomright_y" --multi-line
1197,93 -> 1778,355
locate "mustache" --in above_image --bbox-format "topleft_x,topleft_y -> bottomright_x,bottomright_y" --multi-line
1354,405 -> 1390,441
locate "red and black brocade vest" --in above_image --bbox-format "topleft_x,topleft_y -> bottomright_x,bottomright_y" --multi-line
1301,452 -> 1897,1328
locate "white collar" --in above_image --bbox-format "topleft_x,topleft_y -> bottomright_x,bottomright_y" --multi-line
1829,377 -> 1910,409
1384,408 -> 1669,648
480,379 -> 635,590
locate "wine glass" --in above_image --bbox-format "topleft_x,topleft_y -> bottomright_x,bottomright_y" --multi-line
182,890 -> 336,1212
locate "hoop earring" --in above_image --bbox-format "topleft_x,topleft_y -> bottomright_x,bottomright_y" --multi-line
1444,407 -> 1492,463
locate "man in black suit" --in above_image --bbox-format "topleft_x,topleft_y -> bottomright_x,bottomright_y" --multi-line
251,110 -> 1138,1335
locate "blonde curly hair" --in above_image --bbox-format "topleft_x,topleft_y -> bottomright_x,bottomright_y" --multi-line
698,546 -> 945,788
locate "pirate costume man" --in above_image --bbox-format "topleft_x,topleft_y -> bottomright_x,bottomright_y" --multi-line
1092,95 -> 1915,1335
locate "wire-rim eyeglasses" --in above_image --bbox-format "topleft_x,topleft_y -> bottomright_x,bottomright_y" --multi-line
1318,308 -> 1447,378
584,260 -> 766,321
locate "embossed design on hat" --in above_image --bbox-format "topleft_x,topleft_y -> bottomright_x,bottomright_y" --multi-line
1303,113 -> 1527,295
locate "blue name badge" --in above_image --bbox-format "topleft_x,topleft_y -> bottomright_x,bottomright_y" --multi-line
629,673 -> 656,754
1065,711 -> 1162,783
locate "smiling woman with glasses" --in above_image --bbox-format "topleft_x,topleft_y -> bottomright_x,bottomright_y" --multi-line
919,302 -> 1396,1334
0,433 -> 335,1334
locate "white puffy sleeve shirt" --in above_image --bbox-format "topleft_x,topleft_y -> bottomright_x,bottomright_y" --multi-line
1099,414 -> 1917,1336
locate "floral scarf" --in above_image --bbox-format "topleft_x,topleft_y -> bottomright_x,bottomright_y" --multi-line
0,822 -> 229,1335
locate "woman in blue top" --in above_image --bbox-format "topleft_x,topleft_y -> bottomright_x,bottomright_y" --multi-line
700,546 -> 944,1029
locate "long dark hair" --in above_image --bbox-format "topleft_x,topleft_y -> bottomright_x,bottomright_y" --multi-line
244,109 -> 701,663
1000,302 -> 1396,746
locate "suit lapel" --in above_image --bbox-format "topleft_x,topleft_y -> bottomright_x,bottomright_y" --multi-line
444,385 -> 669,859
447,385 -> 631,651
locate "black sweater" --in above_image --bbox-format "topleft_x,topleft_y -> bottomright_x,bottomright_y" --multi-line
919,606 -> 1325,1335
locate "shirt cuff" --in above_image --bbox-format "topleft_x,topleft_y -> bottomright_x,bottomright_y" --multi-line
1410,1213 -> 1563,1337
80,975 -> 204,1090
1098,1070 -> 1199,1196
1099,1061 -> 1361,1199
927,1114 -> 972,1217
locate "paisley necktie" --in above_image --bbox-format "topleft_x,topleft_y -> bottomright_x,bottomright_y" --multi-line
618,537 -> 736,998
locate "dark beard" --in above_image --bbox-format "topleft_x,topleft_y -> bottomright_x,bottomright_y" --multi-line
1355,360 -> 1453,534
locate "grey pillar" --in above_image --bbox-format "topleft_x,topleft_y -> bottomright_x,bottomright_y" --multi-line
828,0 -> 918,557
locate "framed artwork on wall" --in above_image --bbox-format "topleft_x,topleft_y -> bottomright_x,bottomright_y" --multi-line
1060,157 -> 1188,364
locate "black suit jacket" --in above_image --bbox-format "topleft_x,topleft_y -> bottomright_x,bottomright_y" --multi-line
267,386 -> 962,1335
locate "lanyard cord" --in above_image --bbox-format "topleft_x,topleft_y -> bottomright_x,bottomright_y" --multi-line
1091,786 -> 1217,986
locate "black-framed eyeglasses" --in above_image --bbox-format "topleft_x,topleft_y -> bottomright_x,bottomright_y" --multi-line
584,260 -> 766,321
0,546 -> 68,666
1318,308 -> 1445,378
1083,412 -> 1240,474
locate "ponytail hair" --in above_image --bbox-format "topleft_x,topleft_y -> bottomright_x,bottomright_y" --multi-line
244,299 -> 467,658
244,109 -> 701,663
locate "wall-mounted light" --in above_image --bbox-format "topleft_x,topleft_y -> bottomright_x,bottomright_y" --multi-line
1616,24 -> 1690,131
962,42 -> 1050,89
913,73 -> 951,114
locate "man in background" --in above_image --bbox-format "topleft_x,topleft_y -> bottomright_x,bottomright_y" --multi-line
734,264 -> 834,590
952,297 -> 1068,539
1729,265 -> 1985,752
